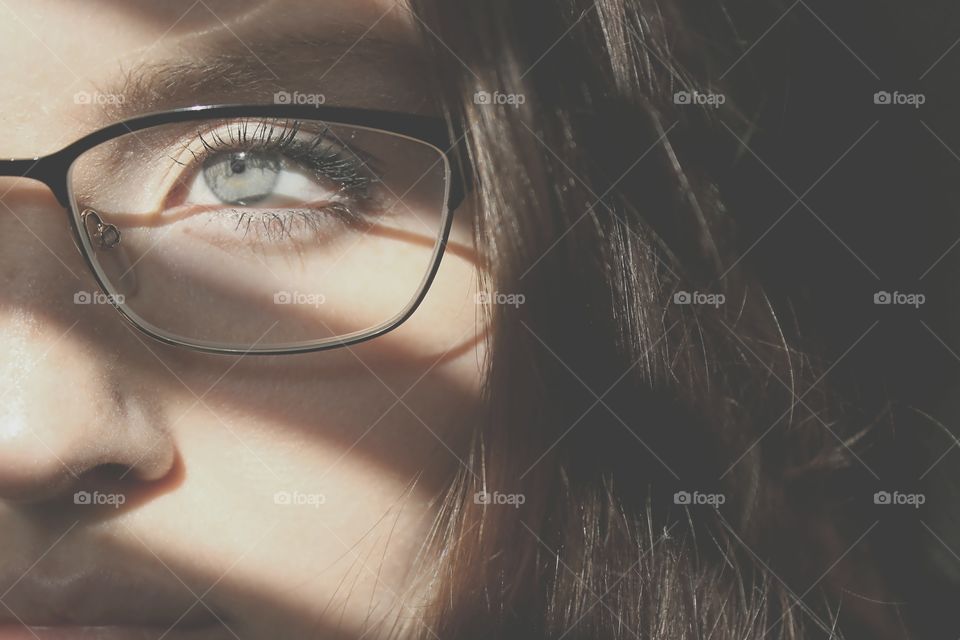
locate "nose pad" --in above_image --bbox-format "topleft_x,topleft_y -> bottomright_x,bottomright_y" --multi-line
81,208 -> 138,297
83,209 -> 121,249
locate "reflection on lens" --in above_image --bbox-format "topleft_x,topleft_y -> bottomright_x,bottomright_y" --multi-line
68,118 -> 449,351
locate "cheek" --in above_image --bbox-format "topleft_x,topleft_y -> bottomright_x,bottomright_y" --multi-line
130,243 -> 486,631
133,419 -> 443,635
380,238 -> 482,357
335,199 -> 485,366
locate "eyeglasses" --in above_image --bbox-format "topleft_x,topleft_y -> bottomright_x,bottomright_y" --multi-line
0,104 -> 465,355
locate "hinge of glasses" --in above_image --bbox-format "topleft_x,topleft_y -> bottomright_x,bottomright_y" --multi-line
81,209 -> 121,250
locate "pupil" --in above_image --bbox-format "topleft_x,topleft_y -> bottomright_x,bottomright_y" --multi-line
230,154 -> 247,174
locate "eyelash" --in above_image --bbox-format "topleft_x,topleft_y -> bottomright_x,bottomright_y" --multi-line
194,120 -> 373,193
174,120 -> 375,191
222,203 -> 357,243
169,119 -> 379,242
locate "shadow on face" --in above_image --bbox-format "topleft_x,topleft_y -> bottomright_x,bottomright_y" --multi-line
0,1 -> 488,636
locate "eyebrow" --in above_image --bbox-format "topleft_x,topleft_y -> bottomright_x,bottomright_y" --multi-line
101,31 -> 434,120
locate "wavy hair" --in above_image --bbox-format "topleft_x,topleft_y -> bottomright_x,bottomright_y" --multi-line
393,1 -> 936,638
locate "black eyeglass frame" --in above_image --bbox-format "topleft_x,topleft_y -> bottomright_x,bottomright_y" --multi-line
0,104 -> 467,355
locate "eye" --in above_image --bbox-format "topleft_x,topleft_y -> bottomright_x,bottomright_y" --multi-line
201,151 -> 282,205
67,115 -> 454,349
161,120 -> 382,230
73,118 -> 414,251
185,146 -> 344,212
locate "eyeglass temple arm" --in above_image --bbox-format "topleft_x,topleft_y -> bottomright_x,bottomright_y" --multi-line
0,158 -> 41,176
0,156 -> 72,207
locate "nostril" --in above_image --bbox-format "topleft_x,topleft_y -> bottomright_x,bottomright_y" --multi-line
82,462 -> 139,485
0,300 -> 180,506
79,459 -> 180,488
0,415 -> 180,505
70,453 -> 185,512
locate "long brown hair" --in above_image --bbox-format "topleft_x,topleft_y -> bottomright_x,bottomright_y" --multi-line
398,1 -> 946,637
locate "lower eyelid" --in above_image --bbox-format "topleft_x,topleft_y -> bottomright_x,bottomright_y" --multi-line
203,207 -> 365,251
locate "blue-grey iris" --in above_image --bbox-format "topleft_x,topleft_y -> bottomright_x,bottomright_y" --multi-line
202,152 -> 282,205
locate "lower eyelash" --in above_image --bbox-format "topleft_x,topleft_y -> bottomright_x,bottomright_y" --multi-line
222,204 -> 367,243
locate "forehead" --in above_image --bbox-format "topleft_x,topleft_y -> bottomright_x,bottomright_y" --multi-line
0,0 -> 426,156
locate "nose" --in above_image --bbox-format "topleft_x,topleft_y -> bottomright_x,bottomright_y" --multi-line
0,183 -> 177,503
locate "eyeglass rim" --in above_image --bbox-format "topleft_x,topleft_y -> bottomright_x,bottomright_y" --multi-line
1,104 -> 467,356
4,103 -> 466,207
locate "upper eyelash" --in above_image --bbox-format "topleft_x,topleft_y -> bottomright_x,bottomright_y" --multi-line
172,119 -> 376,194
170,119 -> 304,166
198,119 -> 302,154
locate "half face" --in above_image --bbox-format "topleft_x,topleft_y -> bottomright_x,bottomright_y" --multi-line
0,2 -> 484,639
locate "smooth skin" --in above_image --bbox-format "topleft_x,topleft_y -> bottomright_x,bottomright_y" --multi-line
0,1 -> 483,638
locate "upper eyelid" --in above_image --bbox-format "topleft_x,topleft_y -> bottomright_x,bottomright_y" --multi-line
170,120 -> 307,166
199,120 -> 305,153
198,121 -> 385,186
165,122 -> 382,197
177,120 -> 375,170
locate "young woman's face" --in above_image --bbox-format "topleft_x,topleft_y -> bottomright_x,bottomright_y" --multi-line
0,2 -> 483,638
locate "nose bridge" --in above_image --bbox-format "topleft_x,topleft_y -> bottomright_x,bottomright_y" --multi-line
0,177 -> 84,294
0,178 -> 178,503
0,176 -> 132,378
0,150 -> 94,298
